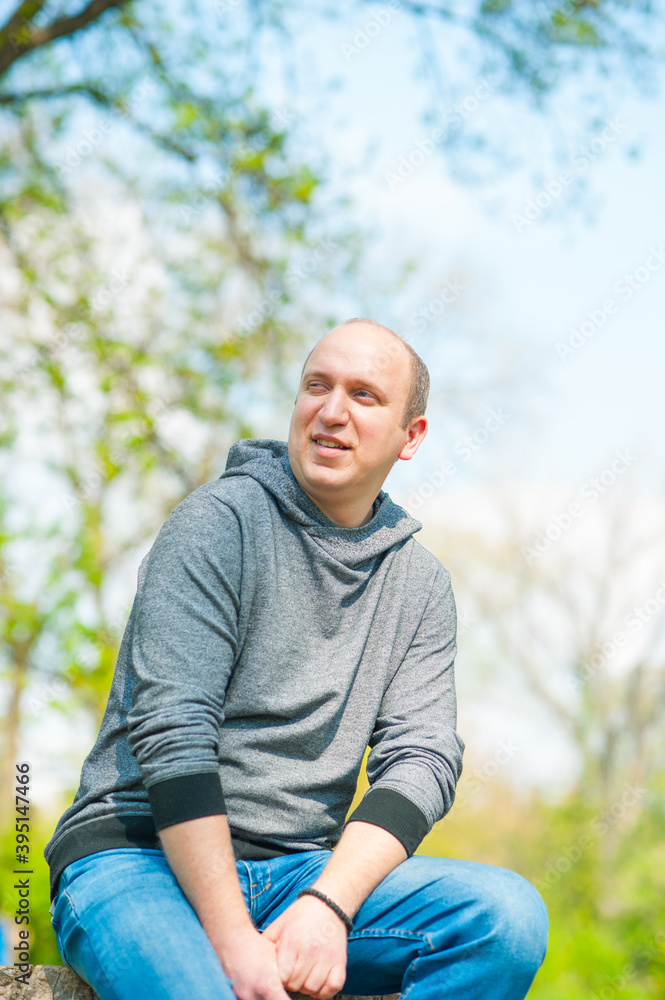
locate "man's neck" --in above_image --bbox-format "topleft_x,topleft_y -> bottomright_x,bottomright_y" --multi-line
299,486 -> 376,528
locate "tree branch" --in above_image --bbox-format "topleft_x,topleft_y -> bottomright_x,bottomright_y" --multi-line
0,83 -> 110,105
0,0 -> 131,78
0,81 -> 197,162
0,2 -> 47,44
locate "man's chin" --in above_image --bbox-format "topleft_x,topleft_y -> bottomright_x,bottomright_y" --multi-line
301,461 -> 352,491
306,466 -> 349,486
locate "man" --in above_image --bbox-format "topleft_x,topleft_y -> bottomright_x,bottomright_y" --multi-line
45,319 -> 548,1000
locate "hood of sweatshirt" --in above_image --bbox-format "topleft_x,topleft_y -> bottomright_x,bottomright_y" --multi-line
219,438 -> 422,565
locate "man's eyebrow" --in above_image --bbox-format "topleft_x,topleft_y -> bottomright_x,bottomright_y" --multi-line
302,368 -> 387,393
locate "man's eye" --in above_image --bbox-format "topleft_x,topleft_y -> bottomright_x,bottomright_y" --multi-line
356,390 -> 375,399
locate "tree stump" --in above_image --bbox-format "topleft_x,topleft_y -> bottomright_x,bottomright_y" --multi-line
0,966 -> 400,1000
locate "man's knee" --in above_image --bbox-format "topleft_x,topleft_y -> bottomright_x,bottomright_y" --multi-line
471,867 -> 549,973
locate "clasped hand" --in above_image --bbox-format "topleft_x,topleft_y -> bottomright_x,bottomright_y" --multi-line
262,892 -> 349,999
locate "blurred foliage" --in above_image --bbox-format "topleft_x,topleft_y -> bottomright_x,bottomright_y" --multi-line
1,808 -> 61,966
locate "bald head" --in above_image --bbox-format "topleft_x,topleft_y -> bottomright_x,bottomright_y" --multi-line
300,319 -> 429,428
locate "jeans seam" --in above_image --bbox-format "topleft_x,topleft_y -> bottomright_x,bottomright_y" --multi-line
393,932 -> 434,999
250,880 -> 272,900
55,887 -> 77,972
51,910 -> 72,973
348,928 -> 428,942
400,969 -> 416,999
248,858 -> 273,902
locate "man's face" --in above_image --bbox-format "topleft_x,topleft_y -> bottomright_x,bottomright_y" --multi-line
288,323 -> 422,512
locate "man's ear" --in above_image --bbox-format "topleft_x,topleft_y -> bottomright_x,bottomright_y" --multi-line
397,416 -> 428,461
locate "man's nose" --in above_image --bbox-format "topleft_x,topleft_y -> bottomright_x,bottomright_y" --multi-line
319,386 -> 349,424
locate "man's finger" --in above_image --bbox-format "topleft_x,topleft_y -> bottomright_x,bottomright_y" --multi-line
267,964 -> 293,1000
301,959 -> 347,1000
275,938 -> 299,985
324,963 -> 348,996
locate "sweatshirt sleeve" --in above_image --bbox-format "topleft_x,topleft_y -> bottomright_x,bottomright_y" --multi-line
125,491 -> 243,831
344,567 -> 464,856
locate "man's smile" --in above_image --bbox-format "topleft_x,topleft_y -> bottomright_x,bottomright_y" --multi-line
312,435 -> 351,455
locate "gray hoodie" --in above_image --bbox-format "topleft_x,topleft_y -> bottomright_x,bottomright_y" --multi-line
45,439 -> 464,902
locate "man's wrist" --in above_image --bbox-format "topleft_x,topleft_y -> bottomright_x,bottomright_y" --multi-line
309,874 -> 359,921
297,887 -> 353,933
211,917 -> 258,954
308,820 -> 409,921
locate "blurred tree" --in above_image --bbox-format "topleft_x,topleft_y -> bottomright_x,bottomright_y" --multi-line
442,490 -> 665,798
0,0 -> 362,816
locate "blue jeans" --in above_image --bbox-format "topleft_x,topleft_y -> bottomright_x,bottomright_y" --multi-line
51,847 -> 548,1000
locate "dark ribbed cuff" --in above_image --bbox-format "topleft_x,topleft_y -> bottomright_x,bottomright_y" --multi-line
344,787 -> 429,857
148,771 -> 227,831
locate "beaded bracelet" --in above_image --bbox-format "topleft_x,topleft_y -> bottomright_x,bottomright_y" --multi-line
297,887 -> 354,933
